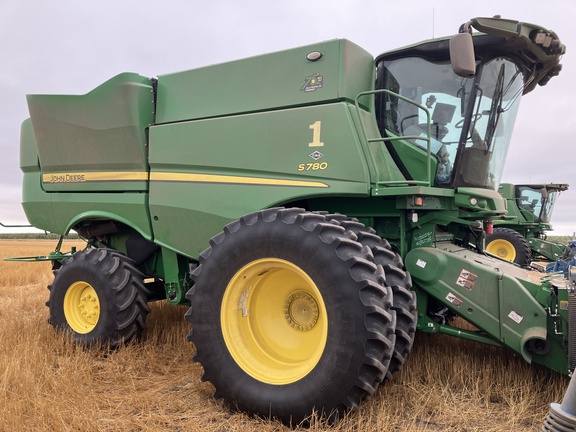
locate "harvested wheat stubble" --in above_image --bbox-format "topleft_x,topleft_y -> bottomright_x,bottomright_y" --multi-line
0,240 -> 568,431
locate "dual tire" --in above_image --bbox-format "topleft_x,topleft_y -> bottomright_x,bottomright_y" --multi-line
185,208 -> 414,424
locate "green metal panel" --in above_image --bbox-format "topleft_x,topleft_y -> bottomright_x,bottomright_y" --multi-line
455,188 -> 507,214
26,73 -> 154,192
20,119 -> 39,173
405,244 -> 548,363
21,171 -> 58,233
20,111 -> 153,237
528,238 -> 566,261
51,193 -> 153,238
351,107 -> 407,186
391,141 -> 433,185
148,103 -> 370,258
20,120 -> 57,231
155,39 -> 374,124
23,188 -> 153,238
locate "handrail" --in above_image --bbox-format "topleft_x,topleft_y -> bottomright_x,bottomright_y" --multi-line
354,89 -> 432,187
0,222 -> 33,228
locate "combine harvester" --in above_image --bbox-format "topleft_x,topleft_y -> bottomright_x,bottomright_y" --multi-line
486,182 -> 569,266
10,16 -> 575,427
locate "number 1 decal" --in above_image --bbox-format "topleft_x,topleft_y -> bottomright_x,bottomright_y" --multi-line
308,121 -> 324,147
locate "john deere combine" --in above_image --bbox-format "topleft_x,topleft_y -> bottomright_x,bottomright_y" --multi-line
486,182 -> 569,265
15,17 -> 569,424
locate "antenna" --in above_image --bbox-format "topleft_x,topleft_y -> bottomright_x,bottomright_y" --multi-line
432,7 -> 435,38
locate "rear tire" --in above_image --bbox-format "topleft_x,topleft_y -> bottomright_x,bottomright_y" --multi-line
47,248 -> 150,347
185,208 -> 396,424
485,227 -> 532,266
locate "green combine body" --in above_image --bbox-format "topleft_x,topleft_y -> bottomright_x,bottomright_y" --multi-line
16,17 -> 570,424
486,182 -> 569,265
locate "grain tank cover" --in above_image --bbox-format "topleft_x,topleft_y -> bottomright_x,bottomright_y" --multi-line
26,73 -> 154,191
154,39 -> 374,124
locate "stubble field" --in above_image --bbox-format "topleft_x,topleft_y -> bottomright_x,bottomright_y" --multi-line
0,240 -> 568,431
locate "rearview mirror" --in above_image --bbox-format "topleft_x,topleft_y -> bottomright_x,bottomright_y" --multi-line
450,32 -> 476,77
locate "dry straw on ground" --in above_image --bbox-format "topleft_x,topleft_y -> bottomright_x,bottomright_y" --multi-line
0,240 -> 568,431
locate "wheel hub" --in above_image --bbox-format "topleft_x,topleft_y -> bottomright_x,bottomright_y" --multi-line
64,281 -> 101,334
486,239 -> 516,261
79,292 -> 99,322
284,291 -> 319,331
221,258 -> 328,385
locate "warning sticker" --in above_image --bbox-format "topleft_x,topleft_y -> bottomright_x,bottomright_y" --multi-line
446,292 -> 463,307
560,300 -> 569,311
456,269 -> 478,291
508,311 -> 523,324
416,259 -> 427,269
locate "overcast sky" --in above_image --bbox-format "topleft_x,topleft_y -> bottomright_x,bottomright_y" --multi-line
1,1 -> 575,234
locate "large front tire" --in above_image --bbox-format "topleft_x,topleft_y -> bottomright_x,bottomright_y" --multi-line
485,227 -> 532,266
185,208 -> 396,424
47,248 -> 150,347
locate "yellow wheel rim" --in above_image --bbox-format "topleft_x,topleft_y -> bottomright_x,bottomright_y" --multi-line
486,239 -> 517,262
64,281 -> 100,334
221,258 -> 328,385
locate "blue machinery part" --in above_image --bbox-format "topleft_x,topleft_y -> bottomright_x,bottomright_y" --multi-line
547,242 -> 576,277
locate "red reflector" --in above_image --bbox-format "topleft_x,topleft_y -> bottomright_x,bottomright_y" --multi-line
415,197 -> 423,206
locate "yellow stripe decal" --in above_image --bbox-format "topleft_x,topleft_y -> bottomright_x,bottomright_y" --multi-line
150,172 -> 329,188
42,171 -> 329,188
42,172 -> 148,184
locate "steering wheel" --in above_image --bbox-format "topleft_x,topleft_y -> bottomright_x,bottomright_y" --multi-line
455,113 -> 482,129
400,114 -> 420,134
